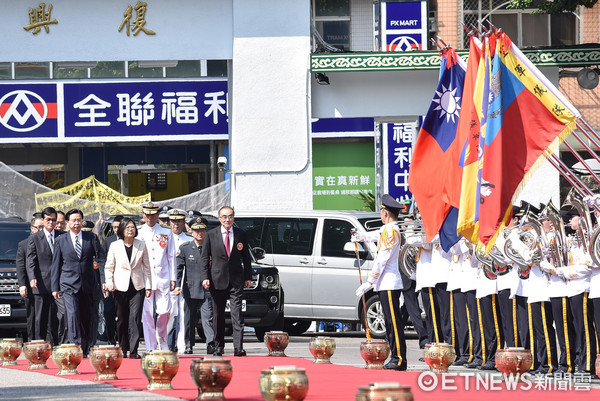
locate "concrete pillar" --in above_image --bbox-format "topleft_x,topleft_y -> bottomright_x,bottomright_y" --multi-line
230,0 -> 312,209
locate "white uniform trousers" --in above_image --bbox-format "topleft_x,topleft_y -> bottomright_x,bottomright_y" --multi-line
167,292 -> 186,352
142,287 -> 172,351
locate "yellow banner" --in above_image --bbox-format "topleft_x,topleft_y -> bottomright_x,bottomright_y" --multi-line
35,175 -> 150,217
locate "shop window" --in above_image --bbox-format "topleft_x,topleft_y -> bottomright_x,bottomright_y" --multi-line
166,60 -> 201,77
207,60 -> 228,77
91,61 -> 126,78
0,63 -> 10,80
15,62 -> 50,79
313,0 -> 350,51
146,172 -> 167,190
128,61 -> 164,78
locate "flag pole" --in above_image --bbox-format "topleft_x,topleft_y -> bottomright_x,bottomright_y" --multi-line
352,230 -> 372,341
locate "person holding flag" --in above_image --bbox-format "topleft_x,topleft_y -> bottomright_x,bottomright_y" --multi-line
353,194 -> 407,371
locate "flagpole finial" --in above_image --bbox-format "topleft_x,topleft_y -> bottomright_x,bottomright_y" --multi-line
462,22 -> 476,37
470,24 -> 483,37
431,38 -> 443,51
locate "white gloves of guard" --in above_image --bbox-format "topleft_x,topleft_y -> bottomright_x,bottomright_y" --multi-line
355,282 -> 373,297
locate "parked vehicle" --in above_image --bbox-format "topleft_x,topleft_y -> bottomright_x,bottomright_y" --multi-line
230,210 -> 400,338
0,217 -> 31,337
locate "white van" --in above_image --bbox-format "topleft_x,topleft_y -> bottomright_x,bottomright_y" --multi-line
231,210 -> 391,338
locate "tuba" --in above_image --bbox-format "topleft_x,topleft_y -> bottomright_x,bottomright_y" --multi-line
504,210 -> 544,279
398,243 -> 418,278
564,188 -> 594,252
474,246 -> 497,280
540,201 -> 569,267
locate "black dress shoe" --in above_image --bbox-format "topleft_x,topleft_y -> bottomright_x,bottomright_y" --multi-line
233,348 -> 247,357
184,347 -> 193,355
477,362 -> 497,371
207,343 -> 216,355
452,358 -> 469,366
384,361 -> 407,371
129,353 -> 141,359
465,361 -> 482,369
169,346 -> 178,353
213,347 -> 224,356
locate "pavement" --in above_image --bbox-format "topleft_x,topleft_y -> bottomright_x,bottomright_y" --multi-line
1,329 -> 598,400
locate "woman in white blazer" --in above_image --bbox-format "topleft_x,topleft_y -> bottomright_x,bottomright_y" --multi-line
104,217 -> 152,359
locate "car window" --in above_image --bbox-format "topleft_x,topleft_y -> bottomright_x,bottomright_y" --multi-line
321,219 -> 355,258
263,218 -> 316,255
0,228 -> 30,261
234,217 -> 265,249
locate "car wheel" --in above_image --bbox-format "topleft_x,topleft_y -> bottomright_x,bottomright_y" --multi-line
361,295 -> 386,339
283,319 -> 312,336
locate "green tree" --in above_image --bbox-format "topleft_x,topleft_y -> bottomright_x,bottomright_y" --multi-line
508,0 -> 597,14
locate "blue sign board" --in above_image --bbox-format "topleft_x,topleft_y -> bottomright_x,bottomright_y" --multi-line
381,1 -> 428,51
384,122 -> 414,202
0,80 -> 228,143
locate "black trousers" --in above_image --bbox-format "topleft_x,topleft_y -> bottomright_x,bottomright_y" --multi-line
421,286 -> 443,343
103,293 -> 117,345
24,289 -> 35,342
114,280 -> 145,355
549,296 -> 576,372
497,289 -> 517,347
184,297 -> 215,348
34,293 -> 58,343
592,297 -> 600,358
211,285 -> 244,351
569,292 -> 597,372
400,277 -> 428,348
436,283 -> 453,344
477,294 -> 502,365
465,290 -> 482,364
515,295 -> 530,350
530,301 -> 558,373
452,290 -> 471,361
378,289 -> 407,367
63,290 -> 94,354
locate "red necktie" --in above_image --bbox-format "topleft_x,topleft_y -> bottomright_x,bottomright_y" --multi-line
225,230 -> 231,257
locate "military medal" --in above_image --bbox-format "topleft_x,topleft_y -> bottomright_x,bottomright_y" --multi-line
159,240 -> 166,248
237,243 -> 243,251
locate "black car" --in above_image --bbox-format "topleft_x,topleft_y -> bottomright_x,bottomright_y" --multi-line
0,217 -> 31,335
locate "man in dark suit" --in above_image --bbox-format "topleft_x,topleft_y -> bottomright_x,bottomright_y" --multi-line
16,215 -> 43,342
201,206 -> 252,356
175,217 -> 215,354
51,209 -> 105,356
26,207 -> 67,344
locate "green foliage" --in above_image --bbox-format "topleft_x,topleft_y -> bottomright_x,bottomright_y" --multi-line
507,0 -> 597,14
352,191 -> 376,211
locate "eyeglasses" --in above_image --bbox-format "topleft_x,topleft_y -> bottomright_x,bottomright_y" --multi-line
219,215 -> 234,220
44,217 -> 57,222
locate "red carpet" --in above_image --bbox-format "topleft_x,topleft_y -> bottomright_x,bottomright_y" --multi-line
2,356 -> 600,400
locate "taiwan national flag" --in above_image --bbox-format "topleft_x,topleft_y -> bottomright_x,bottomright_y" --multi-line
478,33 -> 579,248
408,47 -> 466,245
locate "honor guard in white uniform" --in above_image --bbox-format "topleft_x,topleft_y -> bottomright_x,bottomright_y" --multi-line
448,239 -> 472,365
559,211 -> 596,373
588,213 -> 600,370
138,202 -> 176,351
167,208 -> 190,353
515,211 -> 557,374
415,237 -> 443,344
354,194 -> 407,370
158,205 -> 173,228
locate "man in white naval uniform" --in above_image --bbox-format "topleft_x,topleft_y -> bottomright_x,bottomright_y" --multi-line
167,208 -> 190,353
138,202 -> 176,351
354,194 -> 407,370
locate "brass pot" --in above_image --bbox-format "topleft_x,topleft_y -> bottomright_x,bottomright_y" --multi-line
141,350 -> 179,390
259,365 -> 309,401
0,338 -> 22,366
356,382 -> 414,401
495,347 -> 532,376
308,336 -> 336,364
190,357 -> 233,400
264,331 -> 289,357
90,345 -> 123,381
359,340 -> 390,370
23,340 -> 52,370
423,342 -> 455,373
52,344 -> 83,375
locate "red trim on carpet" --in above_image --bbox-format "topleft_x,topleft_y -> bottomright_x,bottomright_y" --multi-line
2,356 -> 599,400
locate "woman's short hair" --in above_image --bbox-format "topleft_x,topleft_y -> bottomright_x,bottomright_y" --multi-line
117,217 -> 138,239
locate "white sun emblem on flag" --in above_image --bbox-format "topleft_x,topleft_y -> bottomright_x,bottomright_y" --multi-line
432,84 -> 461,123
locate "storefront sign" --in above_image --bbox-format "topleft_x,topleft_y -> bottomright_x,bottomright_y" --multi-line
0,80 -> 228,143
381,1 -> 428,51
383,122 -> 414,202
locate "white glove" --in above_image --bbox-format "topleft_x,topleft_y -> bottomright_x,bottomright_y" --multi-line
355,282 -> 373,297
351,231 -> 364,243
539,260 -> 554,274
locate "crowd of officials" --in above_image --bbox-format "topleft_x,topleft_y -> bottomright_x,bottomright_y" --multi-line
15,202 -> 252,358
